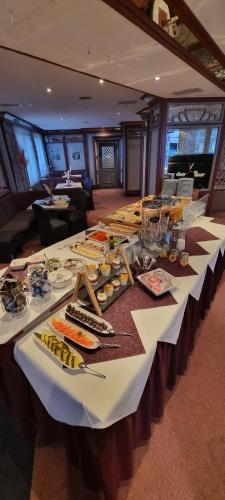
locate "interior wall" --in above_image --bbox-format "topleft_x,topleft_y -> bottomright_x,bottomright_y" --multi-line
148,129 -> 159,195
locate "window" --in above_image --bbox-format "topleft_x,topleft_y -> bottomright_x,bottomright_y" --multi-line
14,126 -> 40,186
33,133 -> 49,178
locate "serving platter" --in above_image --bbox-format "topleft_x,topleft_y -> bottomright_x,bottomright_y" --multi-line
65,303 -> 113,335
70,242 -> 104,261
48,315 -> 100,350
34,330 -> 84,369
137,268 -> 175,297
86,230 -> 128,247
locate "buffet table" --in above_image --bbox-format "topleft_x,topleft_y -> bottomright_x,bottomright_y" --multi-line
0,217 -> 225,499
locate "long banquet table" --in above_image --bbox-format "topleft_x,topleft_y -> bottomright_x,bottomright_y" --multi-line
1,216 -> 225,499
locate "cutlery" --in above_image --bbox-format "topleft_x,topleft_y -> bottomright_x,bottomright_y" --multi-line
113,332 -> 133,337
78,362 -> 106,379
99,343 -> 121,348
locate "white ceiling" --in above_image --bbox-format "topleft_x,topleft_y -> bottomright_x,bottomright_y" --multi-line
185,0 -> 225,56
0,48 -> 143,129
0,0 -> 224,130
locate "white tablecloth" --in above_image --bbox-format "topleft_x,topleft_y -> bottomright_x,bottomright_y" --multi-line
13,217 -> 225,429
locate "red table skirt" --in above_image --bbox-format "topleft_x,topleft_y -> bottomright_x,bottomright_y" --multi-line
0,250 -> 225,500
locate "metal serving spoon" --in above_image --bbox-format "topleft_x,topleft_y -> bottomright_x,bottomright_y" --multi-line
78,362 -> 106,379
99,343 -> 121,348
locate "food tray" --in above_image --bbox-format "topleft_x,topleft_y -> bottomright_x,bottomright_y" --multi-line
70,243 -> 104,261
137,268 -> 175,296
78,266 -> 124,299
65,304 -> 114,335
48,315 -> 101,350
79,281 -> 130,312
34,330 -> 84,369
86,230 -> 128,247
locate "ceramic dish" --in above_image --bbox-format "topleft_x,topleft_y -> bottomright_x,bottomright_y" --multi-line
65,304 -> 114,334
137,268 -> 175,297
62,258 -> 85,275
87,230 -> 127,247
70,243 -> 104,261
34,330 -> 83,369
10,258 -> 27,270
49,269 -> 73,288
48,316 -> 100,350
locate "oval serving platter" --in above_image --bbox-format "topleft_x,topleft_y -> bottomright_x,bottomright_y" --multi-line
48,316 -> 100,350
34,330 -> 84,369
65,304 -> 113,335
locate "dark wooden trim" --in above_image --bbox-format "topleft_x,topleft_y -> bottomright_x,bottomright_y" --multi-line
102,0 -> 225,93
207,109 -> 225,213
0,111 -> 43,133
156,100 -> 167,194
164,97 -> 225,104
166,0 -> 225,69
0,122 -> 12,191
0,120 -> 17,191
82,132 -> 90,175
44,127 -> 123,135
30,131 -> 41,182
62,136 -> 69,170
0,44 -> 144,96
145,117 -> 151,196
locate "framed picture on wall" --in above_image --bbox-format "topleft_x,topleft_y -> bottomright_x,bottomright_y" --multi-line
51,149 -> 61,161
72,148 -> 81,160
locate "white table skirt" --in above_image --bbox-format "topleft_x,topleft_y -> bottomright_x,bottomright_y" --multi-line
13,217 -> 225,428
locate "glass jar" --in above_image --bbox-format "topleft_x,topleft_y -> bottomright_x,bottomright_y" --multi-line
28,265 -> 52,301
168,248 -> 178,263
179,251 -> 189,267
0,278 -> 28,318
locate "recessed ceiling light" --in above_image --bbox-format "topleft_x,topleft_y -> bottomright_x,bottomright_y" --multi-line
154,76 -> 161,81
46,87 -> 52,93
116,112 -> 120,115
60,117 -> 64,120
28,103 -> 32,107
99,79 -> 104,85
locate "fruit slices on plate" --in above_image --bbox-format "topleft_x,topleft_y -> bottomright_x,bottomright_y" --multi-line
34,330 -> 84,369
48,316 -> 100,349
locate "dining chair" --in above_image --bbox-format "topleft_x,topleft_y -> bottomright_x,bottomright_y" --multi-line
32,203 -> 69,245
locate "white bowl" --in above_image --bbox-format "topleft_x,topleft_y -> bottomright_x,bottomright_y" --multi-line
49,269 -> 73,288
10,258 -> 27,270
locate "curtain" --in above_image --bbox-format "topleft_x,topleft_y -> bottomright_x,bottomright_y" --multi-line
3,121 -> 29,191
14,126 -> 40,186
33,133 -> 49,178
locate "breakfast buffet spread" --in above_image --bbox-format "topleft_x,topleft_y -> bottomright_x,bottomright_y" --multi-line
1,193 -> 224,428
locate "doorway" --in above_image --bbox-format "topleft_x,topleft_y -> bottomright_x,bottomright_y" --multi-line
95,139 -> 121,187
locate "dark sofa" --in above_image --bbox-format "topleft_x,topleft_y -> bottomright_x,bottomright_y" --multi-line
0,192 -> 38,262
0,188 -> 89,262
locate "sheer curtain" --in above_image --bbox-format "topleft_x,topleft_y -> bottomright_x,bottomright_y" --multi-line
33,133 -> 49,177
14,126 -> 40,186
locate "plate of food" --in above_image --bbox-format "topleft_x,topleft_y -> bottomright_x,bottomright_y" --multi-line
87,230 -> 127,247
137,268 -> 175,296
70,242 -> 104,261
34,329 -> 84,369
62,258 -> 85,275
49,268 -> 73,288
65,304 -> 113,335
10,258 -> 27,270
48,316 -> 100,349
